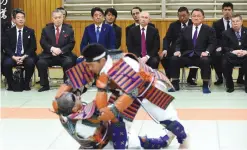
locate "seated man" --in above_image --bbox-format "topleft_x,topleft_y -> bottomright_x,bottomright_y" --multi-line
3,9 -> 37,91
222,14 -> 247,93
127,11 -> 160,69
36,8 -> 75,92
169,8 -> 216,93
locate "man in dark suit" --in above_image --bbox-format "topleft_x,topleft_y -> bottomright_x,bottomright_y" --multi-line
125,7 -> 155,41
80,7 -> 115,52
222,14 -> 247,93
212,2 -> 244,85
104,8 -> 121,49
160,7 -> 197,85
36,9 -> 75,92
3,9 -> 37,91
127,11 -> 160,69
1,8 -> 19,76
169,8 -> 216,93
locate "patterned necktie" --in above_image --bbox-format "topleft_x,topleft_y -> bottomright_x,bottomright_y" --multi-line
16,30 -> 22,56
96,26 -> 100,42
56,27 -> 60,44
227,20 -> 230,29
141,28 -> 147,57
236,31 -> 241,40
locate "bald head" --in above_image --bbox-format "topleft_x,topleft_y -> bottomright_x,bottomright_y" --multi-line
139,11 -> 150,27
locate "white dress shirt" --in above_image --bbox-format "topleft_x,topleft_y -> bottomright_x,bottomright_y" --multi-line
54,25 -> 62,35
223,18 -> 232,30
95,23 -> 103,32
192,24 -> 202,39
140,25 -> 148,38
181,20 -> 189,28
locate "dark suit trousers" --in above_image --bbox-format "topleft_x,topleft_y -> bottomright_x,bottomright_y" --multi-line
170,56 -> 211,80
161,56 -> 198,80
36,55 -> 75,86
212,51 -> 223,79
222,53 -> 247,88
3,56 -> 36,87
146,56 -> 160,69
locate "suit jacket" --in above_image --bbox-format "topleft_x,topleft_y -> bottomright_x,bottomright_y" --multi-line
222,27 -> 247,53
80,23 -> 116,52
4,26 -> 37,57
176,24 -> 216,56
126,22 -> 155,42
112,23 -> 122,49
127,25 -> 160,57
39,23 -> 75,58
212,18 -> 226,48
163,19 -> 193,56
1,21 -> 14,53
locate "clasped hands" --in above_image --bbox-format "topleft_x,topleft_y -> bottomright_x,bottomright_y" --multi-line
12,55 -> 27,65
51,46 -> 62,56
173,51 -> 209,57
232,50 -> 247,57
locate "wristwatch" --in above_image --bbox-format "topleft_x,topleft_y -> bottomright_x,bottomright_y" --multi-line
205,51 -> 210,56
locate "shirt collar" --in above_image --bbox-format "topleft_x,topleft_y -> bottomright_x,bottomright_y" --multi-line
54,25 -> 62,31
140,25 -> 148,31
16,27 -> 24,32
193,23 -> 202,30
181,20 -> 189,26
99,55 -> 113,75
95,23 -> 103,29
223,17 -> 231,23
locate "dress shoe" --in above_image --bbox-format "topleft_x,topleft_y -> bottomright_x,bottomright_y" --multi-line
170,80 -> 180,92
245,88 -> 247,93
7,87 -> 13,91
38,86 -> 50,92
214,79 -> 223,85
202,86 -> 211,94
226,88 -> 234,93
24,86 -> 31,91
187,79 -> 197,85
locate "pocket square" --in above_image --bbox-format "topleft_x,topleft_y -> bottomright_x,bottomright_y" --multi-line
28,35 -> 30,38
64,34 -> 69,37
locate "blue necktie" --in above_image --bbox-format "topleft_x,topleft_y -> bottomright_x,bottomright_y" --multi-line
236,31 -> 241,46
190,26 -> 198,57
16,30 -> 22,56
96,26 -> 100,42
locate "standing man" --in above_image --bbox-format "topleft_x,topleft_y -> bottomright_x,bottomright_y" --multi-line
169,8 -> 216,93
80,7 -> 115,52
160,7 -> 197,84
104,8 -> 122,49
3,9 -> 37,91
125,7 -> 155,41
36,9 -> 75,92
212,2 -> 244,85
222,14 -> 247,93
127,12 -> 160,69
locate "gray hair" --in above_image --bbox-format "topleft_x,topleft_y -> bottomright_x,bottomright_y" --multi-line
52,8 -> 63,16
56,92 -> 76,116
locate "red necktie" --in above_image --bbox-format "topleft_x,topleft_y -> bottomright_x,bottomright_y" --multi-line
56,27 -> 60,44
141,28 -> 147,57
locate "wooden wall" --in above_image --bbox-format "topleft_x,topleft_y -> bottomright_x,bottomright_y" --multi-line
12,0 -> 247,56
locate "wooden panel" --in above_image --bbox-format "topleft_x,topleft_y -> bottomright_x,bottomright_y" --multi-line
11,0 -> 247,55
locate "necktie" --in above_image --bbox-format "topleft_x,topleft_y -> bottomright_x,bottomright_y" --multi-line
182,23 -> 186,28
16,30 -> 22,56
227,20 -> 230,29
96,26 -> 100,42
190,26 -> 198,57
236,31 -> 241,40
236,31 -> 241,46
141,28 -> 147,57
56,27 -> 60,44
